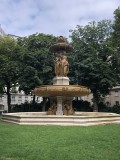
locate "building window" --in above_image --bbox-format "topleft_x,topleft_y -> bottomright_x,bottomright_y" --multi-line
115,91 -> 118,97
0,104 -> 4,110
106,102 -> 111,107
3,95 -> 6,99
18,96 -> 22,101
36,97 -> 39,102
11,96 -> 15,102
0,96 -> 2,102
25,96 -> 28,102
115,101 -> 119,105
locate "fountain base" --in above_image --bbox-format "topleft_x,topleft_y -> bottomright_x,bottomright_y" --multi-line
2,112 -> 120,126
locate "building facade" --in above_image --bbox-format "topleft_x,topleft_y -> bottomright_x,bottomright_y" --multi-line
104,86 -> 120,106
0,92 -> 43,112
81,86 -> 120,107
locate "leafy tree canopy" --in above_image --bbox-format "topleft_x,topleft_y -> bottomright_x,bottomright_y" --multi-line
0,36 -> 21,112
17,33 -> 57,94
112,7 -> 120,51
0,36 -> 20,87
111,7 -> 120,79
69,20 -> 118,111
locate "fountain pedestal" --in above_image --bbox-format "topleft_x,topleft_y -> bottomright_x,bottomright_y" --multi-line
56,96 -> 63,115
53,77 -> 69,85
53,77 -> 70,115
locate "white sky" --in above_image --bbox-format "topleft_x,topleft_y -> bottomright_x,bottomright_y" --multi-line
0,0 -> 119,38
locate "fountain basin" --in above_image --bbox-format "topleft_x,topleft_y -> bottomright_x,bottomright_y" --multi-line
2,112 -> 120,126
32,85 -> 90,97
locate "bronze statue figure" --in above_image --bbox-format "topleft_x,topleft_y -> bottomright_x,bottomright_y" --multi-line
47,101 -> 57,115
62,100 -> 74,115
54,55 -> 69,77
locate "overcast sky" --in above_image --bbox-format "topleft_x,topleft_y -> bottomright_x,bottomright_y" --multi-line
0,0 -> 119,38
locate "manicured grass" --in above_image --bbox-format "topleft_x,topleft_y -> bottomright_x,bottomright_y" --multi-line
0,118 -> 120,160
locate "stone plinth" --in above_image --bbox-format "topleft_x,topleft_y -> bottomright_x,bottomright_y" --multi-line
53,77 -> 69,85
56,96 -> 63,115
2,112 -> 120,126
53,77 -> 70,115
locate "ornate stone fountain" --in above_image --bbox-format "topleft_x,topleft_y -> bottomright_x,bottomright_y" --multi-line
2,36 -> 120,126
32,36 -> 90,115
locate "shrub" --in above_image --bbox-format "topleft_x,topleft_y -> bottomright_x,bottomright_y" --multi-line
98,102 -> 120,114
111,105 -> 120,114
98,102 -> 111,112
12,102 -> 42,112
72,100 -> 93,112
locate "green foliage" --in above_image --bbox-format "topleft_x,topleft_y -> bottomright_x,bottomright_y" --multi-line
112,7 -> 120,51
72,100 -> 92,111
0,81 -> 4,94
98,102 -> 111,112
111,7 -> 120,81
0,36 -> 21,112
17,33 -> 57,94
12,102 -> 42,112
69,20 -> 118,111
0,36 -> 20,84
111,104 -> 120,114
98,102 -> 120,114
18,66 -> 41,94
11,100 -> 50,112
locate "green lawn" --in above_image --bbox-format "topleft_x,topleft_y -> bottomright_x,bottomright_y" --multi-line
0,117 -> 120,160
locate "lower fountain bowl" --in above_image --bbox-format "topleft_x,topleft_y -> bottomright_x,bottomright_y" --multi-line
32,85 -> 90,97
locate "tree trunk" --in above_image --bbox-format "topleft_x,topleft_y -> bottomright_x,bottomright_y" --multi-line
93,101 -> 98,112
7,83 -> 11,113
42,97 -> 47,111
93,91 -> 99,112
32,95 -> 36,104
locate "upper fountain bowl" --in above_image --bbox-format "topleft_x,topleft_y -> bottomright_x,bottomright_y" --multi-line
49,36 -> 72,53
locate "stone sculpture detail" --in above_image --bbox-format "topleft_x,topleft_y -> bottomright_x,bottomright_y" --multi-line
54,55 -> 69,77
47,101 -> 57,115
62,100 -> 74,115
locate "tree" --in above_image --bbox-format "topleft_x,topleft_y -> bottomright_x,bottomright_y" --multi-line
69,20 -> 118,111
111,7 -> 120,79
17,48 -> 41,94
17,33 -> 57,105
0,36 -> 21,112
112,7 -> 120,52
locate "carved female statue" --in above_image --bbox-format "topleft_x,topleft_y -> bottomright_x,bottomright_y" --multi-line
54,57 -> 61,76
61,56 -> 69,77
54,55 -> 69,77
